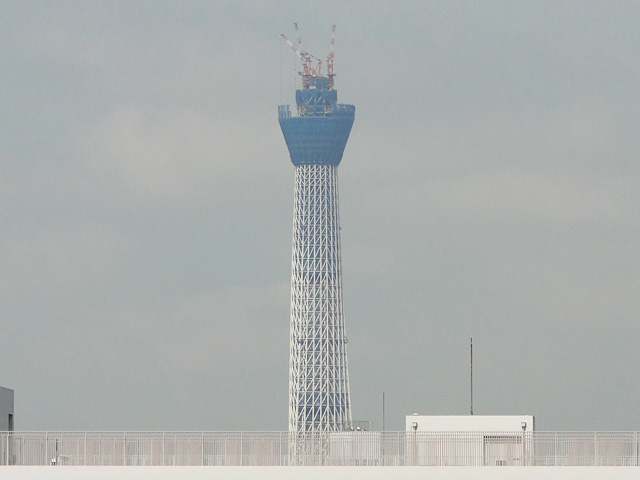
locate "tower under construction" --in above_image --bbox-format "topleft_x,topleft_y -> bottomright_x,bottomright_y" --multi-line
279,25 -> 355,433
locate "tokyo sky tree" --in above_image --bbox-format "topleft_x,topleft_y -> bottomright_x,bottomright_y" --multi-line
278,25 -> 355,433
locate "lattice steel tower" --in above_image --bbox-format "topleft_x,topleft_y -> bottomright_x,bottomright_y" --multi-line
279,25 -> 355,433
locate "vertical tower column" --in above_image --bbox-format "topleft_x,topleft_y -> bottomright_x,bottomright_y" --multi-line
279,66 -> 355,435
288,164 -> 352,432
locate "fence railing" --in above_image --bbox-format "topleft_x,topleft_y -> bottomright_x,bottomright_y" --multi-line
1,431 -> 638,466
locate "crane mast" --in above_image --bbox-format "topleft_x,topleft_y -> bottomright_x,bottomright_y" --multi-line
327,25 -> 336,89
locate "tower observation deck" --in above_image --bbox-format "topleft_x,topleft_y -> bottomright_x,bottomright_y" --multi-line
278,26 -> 355,433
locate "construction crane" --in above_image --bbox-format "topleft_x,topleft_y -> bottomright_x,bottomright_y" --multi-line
280,24 -> 337,89
280,33 -> 322,78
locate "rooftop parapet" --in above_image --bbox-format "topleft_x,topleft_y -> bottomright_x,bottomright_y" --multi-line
2,431 -> 639,466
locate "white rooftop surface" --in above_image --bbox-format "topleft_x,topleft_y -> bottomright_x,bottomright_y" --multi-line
406,414 -> 535,432
2,466 -> 640,480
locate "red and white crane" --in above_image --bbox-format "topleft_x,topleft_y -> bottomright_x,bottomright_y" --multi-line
280,23 -> 337,87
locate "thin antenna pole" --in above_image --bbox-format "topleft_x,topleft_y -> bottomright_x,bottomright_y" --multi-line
382,392 -> 386,432
280,39 -> 283,104
470,336 -> 474,415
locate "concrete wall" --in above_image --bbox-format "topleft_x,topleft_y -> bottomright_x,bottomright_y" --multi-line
406,414 -> 535,432
0,387 -> 13,431
1,466 -> 639,480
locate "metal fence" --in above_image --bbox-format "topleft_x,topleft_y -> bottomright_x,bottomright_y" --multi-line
1,431 -> 638,467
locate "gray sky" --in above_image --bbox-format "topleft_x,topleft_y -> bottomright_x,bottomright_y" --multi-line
1,1 -> 639,432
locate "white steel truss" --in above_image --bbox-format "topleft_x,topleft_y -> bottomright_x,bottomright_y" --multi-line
289,164 -> 352,433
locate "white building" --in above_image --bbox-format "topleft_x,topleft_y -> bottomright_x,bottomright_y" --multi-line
406,414 -> 535,466
0,387 -> 13,432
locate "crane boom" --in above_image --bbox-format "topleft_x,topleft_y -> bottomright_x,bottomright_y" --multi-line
293,22 -> 303,47
280,33 -> 313,76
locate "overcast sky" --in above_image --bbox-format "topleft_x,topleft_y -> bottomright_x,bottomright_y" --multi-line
1,1 -> 639,432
